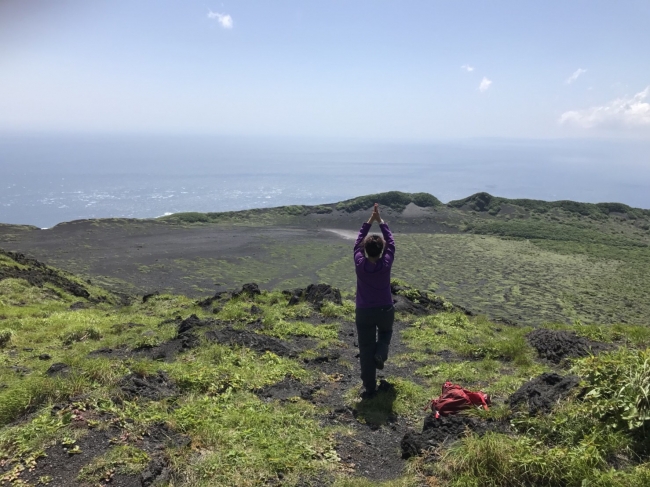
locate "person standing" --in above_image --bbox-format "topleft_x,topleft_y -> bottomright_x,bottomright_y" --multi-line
354,203 -> 396,398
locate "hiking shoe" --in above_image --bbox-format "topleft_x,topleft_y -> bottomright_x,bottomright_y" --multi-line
378,379 -> 391,392
374,354 -> 385,370
361,389 -> 377,400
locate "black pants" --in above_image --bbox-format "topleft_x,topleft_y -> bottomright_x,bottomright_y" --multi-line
355,305 -> 395,392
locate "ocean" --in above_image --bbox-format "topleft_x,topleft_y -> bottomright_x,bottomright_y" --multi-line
1,134 -> 649,228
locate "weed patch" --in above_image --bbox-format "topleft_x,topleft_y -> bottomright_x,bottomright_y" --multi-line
171,391 -> 336,486
78,445 -> 150,483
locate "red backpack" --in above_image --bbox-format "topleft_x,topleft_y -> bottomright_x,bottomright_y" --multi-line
425,381 -> 491,419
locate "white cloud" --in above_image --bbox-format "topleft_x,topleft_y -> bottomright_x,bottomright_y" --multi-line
566,68 -> 587,84
479,77 -> 492,92
559,87 -> 650,128
208,10 -> 233,29
461,65 -> 474,73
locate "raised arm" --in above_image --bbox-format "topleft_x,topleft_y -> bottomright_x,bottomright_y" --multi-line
354,203 -> 382,266
354,222 -> 371,267
379,222 -> 395,267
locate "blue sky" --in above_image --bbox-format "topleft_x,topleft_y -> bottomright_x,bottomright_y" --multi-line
1,0 -> 649,140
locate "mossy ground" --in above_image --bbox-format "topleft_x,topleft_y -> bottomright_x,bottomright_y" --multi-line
3,250 -> 650,486
2,193 -> 650,485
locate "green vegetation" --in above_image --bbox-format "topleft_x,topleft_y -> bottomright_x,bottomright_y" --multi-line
4,192 -> 650,485
172,392 -> 336,486
0,255 -> 342,485
336,191 -> 442,213
423,347 -> 650,487
390,233 -> 650,326
464,218 -> 647,247
448,191 -> 650,220
2,251 -> 650,485
160,191 -> 442,224
160,203 -> 325,226
7,191 -> 649,330
78,445 -> 150,483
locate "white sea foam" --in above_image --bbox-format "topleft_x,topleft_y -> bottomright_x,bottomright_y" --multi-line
2,136 -> 650,228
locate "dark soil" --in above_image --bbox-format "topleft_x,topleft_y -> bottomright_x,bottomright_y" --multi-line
196,290 -> 231,308
175,313 -> 216,350
401,414 -> 507,459
142,291 -> 160,303
132,314 -> 218,361
88,346 -> 132,360
46,362 -> 71,377
0,249 -> 91,300
303,284 -> 342,309
334,419 -> 409,482
233,282 -> 261,299
527,328 -> 612,364
283,283 -> 343,310
508,372 -> 581,414
205,326 -> 299,357
19,409 -> 189,487
19,427 -> 118,487
392,294 -> 429,315
390,284 -> 473,316
118,371 -> 178,401
257,377 -> 321,402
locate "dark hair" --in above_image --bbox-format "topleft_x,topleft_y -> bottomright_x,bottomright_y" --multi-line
364,235 -> 384,258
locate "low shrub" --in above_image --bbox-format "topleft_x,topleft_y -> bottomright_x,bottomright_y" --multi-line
575,348 -> 650,432
0,329 -> 14,348
60,326 -> 102,345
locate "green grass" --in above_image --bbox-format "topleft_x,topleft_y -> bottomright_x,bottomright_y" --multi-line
344,377 -> 431,425
4,225 -> 650,486
335,191 -> 442,213
391,233 -> 650,326
402,313 -> 534,364
78,445 -> 150,483
164,344 -> 311,394
426,347 -> 650,486
448,191 -> 650,221
465,218 -> 647,247
171,392 -> 337,486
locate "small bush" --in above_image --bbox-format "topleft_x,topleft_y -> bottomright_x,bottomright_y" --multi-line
60,326 -> 102,345
312,205 -> 333,214
320,300 -> 354,319
336,191 -> 441,213
279,205 -> 306,216
0,329 -> 14,348
575,348 -> 650,432
261,319 -> 338,341
166,212 -> 211,223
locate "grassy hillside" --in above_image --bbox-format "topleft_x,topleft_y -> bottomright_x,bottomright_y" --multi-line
2,190 -> 650,329
3,250 -> 650,486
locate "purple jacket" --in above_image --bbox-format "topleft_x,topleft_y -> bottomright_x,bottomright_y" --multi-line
354,222 -> 395,308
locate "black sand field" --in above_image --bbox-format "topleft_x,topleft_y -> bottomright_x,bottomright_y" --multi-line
0,204 -> 457,297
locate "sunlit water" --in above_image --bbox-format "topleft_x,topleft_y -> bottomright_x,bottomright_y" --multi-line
1,134 -> 649,228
